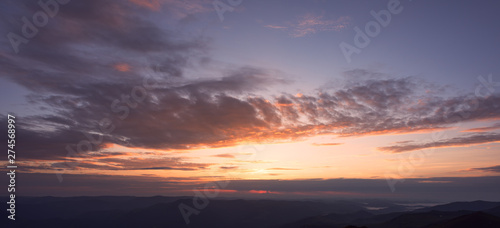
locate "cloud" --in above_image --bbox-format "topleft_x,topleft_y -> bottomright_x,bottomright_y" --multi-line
220,166 -> 238,170
16,156 -> 210,172
3,73 -> 500,161
212,153 -> 236,158
0,173 -> 203,196
113,63 -> 132,72
129,0 -> 162,11
417,180 -> 453,184
264,25 -> 288,29
128,0 -> 213,19
463,122 -> 500,132
265,14 -> 350,37
7,173 -> 500,201
2,0 -> 500,164
312,143 -> 343,146
0,0 -> 208,93
266,168 -> 301,171
292,14 -> 350,37
378,133 -> 500,153
467,165 -> 500,173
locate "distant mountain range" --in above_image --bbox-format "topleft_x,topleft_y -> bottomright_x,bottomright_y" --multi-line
283,200 -> 500,228
2,197 -> 499,228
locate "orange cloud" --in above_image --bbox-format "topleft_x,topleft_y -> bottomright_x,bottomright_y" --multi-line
212,153 -> 236,158
129,0 -> 161,11
312,142 -> 343,146
249,190 -> 268,194
129,0 -> 212,18
113,63 -> 131,72
266,167 -> 301,171
418,180 -> 453,184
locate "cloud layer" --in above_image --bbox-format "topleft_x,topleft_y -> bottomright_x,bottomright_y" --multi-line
4,173 -> 500,201
1,0 -> 500,167
379,133 -> 500,153
468,165 -> 500,173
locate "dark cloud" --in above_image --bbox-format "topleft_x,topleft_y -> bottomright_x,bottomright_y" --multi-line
4,75 -> 500,161
0,0 -> 207,93
378,133 -> 500,153
2,0 -> 500,164
223,176 -> 500,201
463,122 -> 500,132
0,173 -> 203,196
5,173 -> 500,201
468,165 -> 500,173
21,156 -> 211,172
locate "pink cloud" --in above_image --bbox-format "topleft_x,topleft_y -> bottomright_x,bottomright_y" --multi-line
264,14 -> 350,37
265,25 -> 288,29
129,0 -> 212,19
292,14 -> 350,37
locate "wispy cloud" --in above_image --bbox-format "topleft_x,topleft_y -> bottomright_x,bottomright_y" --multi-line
417,180 -> 453,184
129,0 -> 162,11
379,133 -> 500,153
264,25 -> 288,29
292,14 -> 350,37
129,0 -> 212,19
462,122 -> 500,132
466,165 -> 500,173
266,167 -> 301,171
220,166 -> 239,170
312,143 -> 343,146
265,14 -> 350,37
212,153 -> 236,158
14,153 -> 210,173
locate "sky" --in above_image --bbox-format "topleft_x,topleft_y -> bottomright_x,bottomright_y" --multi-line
0,0 -> 500,202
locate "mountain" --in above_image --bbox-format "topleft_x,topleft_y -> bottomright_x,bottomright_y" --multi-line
4,197 -> 500,228
3,197 -> 366,228
281,210 -> 373,228
426,212 -> 500,228
414,200 -> 500,213
281,200 -> 500,228
485,205 -> 500,217
366,210 -> 473,228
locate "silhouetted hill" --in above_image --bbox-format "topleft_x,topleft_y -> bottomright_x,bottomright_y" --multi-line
345,211 -> 405,225
3,197 -> 366,228
485,205 -> 500,217
415,200 -> 500,213
3,197 -> 500,228
367,210 -> 473,228
281,210 -> 373,228
114,199 -> 367,228
426,212 -> 500,228
11,196 -> 188,220
283,200 -> 500,228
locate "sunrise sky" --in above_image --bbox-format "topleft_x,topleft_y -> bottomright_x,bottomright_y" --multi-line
1,0 -> 500,201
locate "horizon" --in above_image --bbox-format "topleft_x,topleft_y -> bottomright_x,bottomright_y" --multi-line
1,0 -> 500,206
